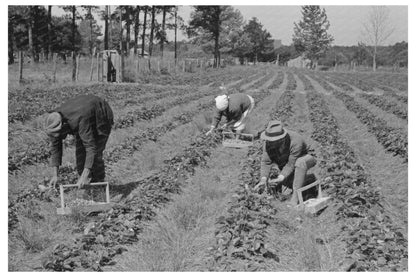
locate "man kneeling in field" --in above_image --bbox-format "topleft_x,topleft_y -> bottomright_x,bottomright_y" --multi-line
44,95 -> 114,189
255,120 -> 316,206
205,88 -> 255,136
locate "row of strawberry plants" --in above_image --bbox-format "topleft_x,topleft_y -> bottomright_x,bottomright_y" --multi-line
298,71 -> 407,271
9,87 -> 272,232
39,86 -> 274,271
8,84 -> 169,124
207,75 -> 296,270
8,79 -> 228,173
9,69 -> 264,173
302,71 -> 408,160
323,72 -> 408,104
359,93 -> 407,120
268,71 -> 285,90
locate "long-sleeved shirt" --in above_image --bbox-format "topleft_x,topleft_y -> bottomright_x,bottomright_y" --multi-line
50,95 -> 114,168
211,93 -> 252,128
260,130 -> 309,179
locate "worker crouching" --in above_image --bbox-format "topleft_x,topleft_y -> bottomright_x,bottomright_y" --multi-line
44,95 -> 114,189
205,91 -> 255,136
255,120 -> 316,206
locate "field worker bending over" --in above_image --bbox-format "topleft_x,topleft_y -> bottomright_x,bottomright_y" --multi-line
255,120 -> 316,206
44,95 -> 114,189
205,91 -> 255,136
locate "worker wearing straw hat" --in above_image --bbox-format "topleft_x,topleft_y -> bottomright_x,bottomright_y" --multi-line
205,87 -> 255,136
44,95 -> 114,189
255,120 -> 316,206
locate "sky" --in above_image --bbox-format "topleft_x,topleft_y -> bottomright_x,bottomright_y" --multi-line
50,5 -> 407,47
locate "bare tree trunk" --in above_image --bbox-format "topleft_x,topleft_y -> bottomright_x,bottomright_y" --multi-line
126,8 -> 131,57
133,6 -> 140,55
47,6 -> 52,61
28,19 -> 33,63
8,17 -> 14,64
19,51 -> 23,84
160,7 -> 166,58
71,6 -> 77,82
373,45 -> 377,71
104,6 -> 109,50
149,6 -> 155,56
141,7 -> 147,57
119,7 -> 124,82
174,7 -> 177,64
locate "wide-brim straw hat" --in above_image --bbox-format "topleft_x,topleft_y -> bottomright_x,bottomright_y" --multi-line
260,120 -> 287,141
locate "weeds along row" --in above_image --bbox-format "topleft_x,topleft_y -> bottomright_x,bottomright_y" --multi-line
298,72 -> 408,271
8,69 -> 269,173
35,86 -> 275,271
303,71 -> 407,161
206,74 -> 297,271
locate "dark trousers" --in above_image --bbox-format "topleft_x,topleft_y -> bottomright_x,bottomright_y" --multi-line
75,135 -> 109,182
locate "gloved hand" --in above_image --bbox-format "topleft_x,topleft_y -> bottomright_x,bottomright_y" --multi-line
254,177 -> 267,192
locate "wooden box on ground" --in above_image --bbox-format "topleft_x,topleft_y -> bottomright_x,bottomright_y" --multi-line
222,132 -> 254,148
296,180 -> 331,215
56,182 -> 114,215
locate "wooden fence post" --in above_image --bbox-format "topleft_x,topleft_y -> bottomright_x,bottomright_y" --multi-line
148,58 -> 151,71
157,60 -> 160,73
183,60 -> 185,72
53,53 -> 58,83
18,51 -> 23,84
76,54 -> 81,81
136,57 -> 140,76
89,48 -> 96,81
97,52 -> 100,81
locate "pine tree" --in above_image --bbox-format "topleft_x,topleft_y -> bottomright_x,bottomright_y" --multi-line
293,5 -> 333,69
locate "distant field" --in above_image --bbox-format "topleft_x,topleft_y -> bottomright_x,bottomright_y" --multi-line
8,65 -> 408,271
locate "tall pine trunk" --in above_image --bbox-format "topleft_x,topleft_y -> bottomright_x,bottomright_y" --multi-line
126,10 -> 131,57
71,6 -> 76,81
149,6 -> 155,56
174,7 -> 177,62
104,5 -> 109,50
133,6 -> 140,55
8,17 -> 14,64
47,6 -> 52,61
141,7 -> 147,57
160,7 -> 166,57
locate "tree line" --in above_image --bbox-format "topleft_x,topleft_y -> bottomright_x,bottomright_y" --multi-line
8,5 -> 406,71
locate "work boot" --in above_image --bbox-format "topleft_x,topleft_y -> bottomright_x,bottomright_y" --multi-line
290,165 -> 307,206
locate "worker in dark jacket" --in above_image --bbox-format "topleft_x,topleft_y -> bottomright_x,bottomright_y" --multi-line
44,95 -> 114,188
255,120 -> 316,206
205,90 -> 255,136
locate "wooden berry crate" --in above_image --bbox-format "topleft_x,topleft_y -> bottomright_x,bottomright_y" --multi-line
56,182 -> 114,215
222,132 -> 254,148
295,180 -> 330,215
